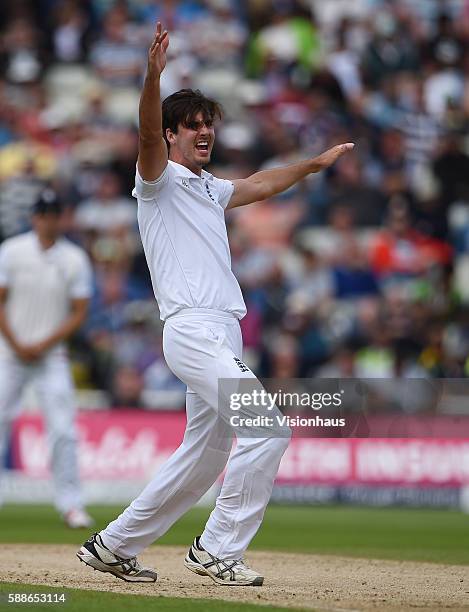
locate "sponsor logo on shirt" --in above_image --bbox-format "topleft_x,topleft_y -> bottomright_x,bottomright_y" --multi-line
233,357 -> 250,373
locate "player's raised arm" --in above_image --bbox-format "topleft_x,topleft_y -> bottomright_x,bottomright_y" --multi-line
137,22 -> 170,182
227,142 -> 355,209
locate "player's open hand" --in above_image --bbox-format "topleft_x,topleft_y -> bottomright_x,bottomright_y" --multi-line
311,143 -> 355,172
147,22 -> 169,78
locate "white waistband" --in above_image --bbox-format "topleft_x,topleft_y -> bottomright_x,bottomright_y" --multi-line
166,308 -> 238,321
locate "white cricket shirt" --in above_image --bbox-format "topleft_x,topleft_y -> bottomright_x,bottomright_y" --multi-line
133,160 -> 247,321
0,231 -> 93,357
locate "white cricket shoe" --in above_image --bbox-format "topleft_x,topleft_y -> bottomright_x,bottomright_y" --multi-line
184,536 -> 264,586
64,508 -> 94,529
77,533 -> 157,583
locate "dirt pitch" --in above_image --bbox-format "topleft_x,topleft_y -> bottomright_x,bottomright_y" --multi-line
1,544 -> 468,611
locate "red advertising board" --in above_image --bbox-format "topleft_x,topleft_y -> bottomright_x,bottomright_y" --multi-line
277,438 -> 469,487
11,411 -> 186,479
10,412 -> 469,487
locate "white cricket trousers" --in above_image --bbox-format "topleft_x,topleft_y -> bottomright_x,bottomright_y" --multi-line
0,351 -> 83,513
101,309 -> 291,560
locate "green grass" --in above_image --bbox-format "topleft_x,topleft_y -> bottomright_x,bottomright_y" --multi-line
1,503 -> 468,565
0,583 -> 298,612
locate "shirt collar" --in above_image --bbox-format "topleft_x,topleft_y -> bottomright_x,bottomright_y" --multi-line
32,231 -> 61,253
169,160 -> 214,182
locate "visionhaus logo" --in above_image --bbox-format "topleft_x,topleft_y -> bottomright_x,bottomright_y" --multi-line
277,414 -> 346,427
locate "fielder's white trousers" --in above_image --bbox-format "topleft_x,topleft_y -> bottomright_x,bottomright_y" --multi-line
101,309 -> 290,560
0,351 -> 83,513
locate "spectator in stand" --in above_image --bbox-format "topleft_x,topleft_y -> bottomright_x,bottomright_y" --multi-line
394,80 -> 441,190
305,204 -> 357,265
144,348 -> 186,394
370,198 -> 452,280
188,0 -> 247,69
50,0 -> 92,64
420,12 -> 467,146
246,0 -> 321,78
0,161 -> 44,241
110,365 -> 144,408
74,170 -> 137,255
0,17 -> 46,84
286,246 -> 333,314
366,129 -> 409,199
89,6 -> 145,87
326,20 -> 363,104
433,134 -> 469,211
332,239 -> 379,300
326,153 -> 387,227
316,344 -> 356,378
421,12 -> 465,70
418,320 -> 448,377
268,333 -> 301,378
361,10 -> 419,87
355,322 -> 394,378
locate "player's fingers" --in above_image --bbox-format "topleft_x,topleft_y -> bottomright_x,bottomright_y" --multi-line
160,31 -> 169,51
151,32 -> 168,56
150,22 -> 163,50
149,37 -> 159,54
154,39 -> 168,57
339,143 -> 355,152
151,30 -> 168,57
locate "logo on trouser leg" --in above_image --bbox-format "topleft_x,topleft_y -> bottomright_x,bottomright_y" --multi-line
233,357 -> 249,373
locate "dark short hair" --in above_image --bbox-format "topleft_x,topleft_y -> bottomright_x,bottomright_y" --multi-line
32,188 -> 63,216
162,89 -> 222,148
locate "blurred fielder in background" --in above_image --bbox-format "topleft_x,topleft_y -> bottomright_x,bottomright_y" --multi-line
77,24 -> 353,585
0,190 -> 93,529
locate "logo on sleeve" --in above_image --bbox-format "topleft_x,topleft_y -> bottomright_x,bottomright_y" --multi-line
233,357 -> 250,373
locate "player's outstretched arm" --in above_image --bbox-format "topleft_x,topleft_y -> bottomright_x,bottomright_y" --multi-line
227,142 -> 355,209
137,22 -> 170,182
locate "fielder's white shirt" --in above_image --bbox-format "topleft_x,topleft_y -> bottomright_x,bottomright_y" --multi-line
0,231 -> 93,357
133,160 -> 246,321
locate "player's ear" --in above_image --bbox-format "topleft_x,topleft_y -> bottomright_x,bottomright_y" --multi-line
166,128 -> 176,145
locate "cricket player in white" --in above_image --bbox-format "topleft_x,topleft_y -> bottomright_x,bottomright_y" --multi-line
0,190 -> 93,529
78,23 -> 354,584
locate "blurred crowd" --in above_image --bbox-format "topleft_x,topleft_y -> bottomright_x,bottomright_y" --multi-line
1,0 -> 469,409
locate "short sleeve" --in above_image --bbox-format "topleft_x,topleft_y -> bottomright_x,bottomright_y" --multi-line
132,165 -> 170,202
212,177 -> 235,210
0,243 -> 11,287
69,251 -> 93,299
